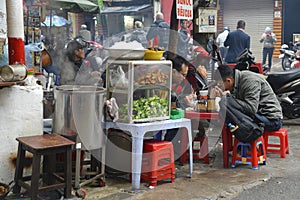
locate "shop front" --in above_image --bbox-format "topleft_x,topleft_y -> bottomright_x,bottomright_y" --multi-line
220,0 -> 274,62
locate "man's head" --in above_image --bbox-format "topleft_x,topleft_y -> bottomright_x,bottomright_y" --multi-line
224,26 -> 230,32
237,20 -> 246,30
180,19 -> 189,29
214,64 -> 235,92
135,21 -> 143,28
171,56 -> 190,83
81,24 -> 87,29
66,40 -> 85,61
155,12 -> 164,20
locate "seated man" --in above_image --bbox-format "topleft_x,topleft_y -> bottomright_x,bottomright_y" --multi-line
214,64 -> 282,132
165,56 -> 206,160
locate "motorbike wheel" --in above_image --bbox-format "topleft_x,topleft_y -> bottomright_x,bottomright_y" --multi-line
281,102 -> 298,119
282,57 -> 291,71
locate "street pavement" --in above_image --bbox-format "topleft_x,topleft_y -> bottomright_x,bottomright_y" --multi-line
79,60 -> 300,200
82,119 -> 299,200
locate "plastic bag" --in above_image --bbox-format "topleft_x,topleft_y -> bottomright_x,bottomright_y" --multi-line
109,65 -> 128,87
25,42 -> 45,69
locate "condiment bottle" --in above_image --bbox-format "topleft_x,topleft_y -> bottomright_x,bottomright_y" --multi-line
198,90 -> 208,112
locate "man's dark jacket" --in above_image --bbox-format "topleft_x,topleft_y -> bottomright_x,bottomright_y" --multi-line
224,29 -> 250,63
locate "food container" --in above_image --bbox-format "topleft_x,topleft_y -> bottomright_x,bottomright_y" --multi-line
207,98 -> 216,112
106,60 -> 172,123
105,48 -> 146,60
0,64 -> 27,82
53,85 -> 106,150
144,50 -> 165,60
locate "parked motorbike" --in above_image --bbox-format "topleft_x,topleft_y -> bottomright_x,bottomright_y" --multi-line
279,42 -> 300,71
266,68 -> 300,119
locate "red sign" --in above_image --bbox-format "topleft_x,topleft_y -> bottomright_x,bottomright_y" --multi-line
176,0 -> 193,20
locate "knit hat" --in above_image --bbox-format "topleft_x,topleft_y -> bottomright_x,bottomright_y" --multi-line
224,26 -> 230,31
265,27 -> 271,34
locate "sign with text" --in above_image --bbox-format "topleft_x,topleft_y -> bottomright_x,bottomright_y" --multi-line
198,8 -> 217,33
176,0 -> 193,20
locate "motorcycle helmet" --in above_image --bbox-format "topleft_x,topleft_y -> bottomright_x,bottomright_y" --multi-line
280,44 -> 289,54
280,44 -> 289,50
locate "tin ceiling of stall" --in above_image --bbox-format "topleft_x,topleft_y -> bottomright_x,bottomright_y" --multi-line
100,4 -> 152,14
48,0 -> 99,13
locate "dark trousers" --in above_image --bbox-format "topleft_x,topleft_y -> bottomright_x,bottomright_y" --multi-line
262,47 -> 274,69
255,114 -> 282,132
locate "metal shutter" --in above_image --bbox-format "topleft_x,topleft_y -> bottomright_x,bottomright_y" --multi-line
221,0 -> 273,62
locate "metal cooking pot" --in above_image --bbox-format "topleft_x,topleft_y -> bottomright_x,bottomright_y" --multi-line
0,64 -> 27,82
53,85 -> 106,150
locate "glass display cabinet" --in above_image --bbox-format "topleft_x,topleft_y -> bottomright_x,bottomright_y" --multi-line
106,60 -> 172,123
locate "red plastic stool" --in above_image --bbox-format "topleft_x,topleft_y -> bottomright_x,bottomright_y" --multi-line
263,128 -> 289,158
231,136 -> 267,170
141,140 -> 175,187
180,135 -> 209,165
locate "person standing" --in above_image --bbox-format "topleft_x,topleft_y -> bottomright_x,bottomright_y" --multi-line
79,24 -> 91,41
177,19 -> 191,59
260,27 -> 277,71
224,20 -> 250,64
59,40 -> 101,85
216,26 -> 230,61
146,12 -> 170,50
130,21 -> 147,48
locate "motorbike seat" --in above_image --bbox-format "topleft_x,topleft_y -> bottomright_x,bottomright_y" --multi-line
266,68 -> 300,92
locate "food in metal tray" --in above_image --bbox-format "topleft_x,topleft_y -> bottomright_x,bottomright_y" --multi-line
118,95 -> 168,120
135,69 -> 168,85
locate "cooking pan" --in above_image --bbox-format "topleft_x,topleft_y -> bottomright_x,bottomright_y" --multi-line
41,49 -> 52,68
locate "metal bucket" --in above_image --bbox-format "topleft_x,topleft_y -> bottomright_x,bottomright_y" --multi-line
0,64 -> 27,82
53,85 -> 106,150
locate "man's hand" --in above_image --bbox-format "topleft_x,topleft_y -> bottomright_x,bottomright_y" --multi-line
197,65 -> 207,79
215,86 -> 230,96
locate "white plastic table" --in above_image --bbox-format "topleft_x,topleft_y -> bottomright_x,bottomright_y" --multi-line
105,118 -> 193,190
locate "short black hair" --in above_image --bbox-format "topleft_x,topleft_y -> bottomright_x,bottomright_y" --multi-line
170,55 -> 190,72
237,20 -> 246,29
66,40 -> 85,61
214,64 -> 234,81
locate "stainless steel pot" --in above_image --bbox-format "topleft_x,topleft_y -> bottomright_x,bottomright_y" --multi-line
53,85 -> 106,150
0,64 -> 27,82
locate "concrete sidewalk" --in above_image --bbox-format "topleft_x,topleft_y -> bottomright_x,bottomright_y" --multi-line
81,117 -> 299,200
80,59 -> 295,200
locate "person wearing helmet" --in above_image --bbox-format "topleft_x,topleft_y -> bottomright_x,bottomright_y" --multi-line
79,24 -> 91,41
216,26 -> 230,61
59,40 -> 102,85
260,27 -> 277,71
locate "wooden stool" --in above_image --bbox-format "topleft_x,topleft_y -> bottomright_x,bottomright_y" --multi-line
263,128 -> 289,158
141,140 -> 175,187
13,134 -> 74,200
231,136 -> 267,170
180,135 -> 209,165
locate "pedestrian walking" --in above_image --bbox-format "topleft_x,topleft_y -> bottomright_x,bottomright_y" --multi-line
224,20 -> 250,64
260,27 -> 277,71
130,21 -> 147,48
146,12 -> 170,50
79,24 -> 91,41
177,19 -> 191,59
216,26 -> 230,61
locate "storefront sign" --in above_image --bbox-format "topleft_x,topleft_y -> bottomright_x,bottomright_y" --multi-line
198,8 -> 217,33
274,11 -> 281,18
176,0 -> 193,20
293,34 -> 300,44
